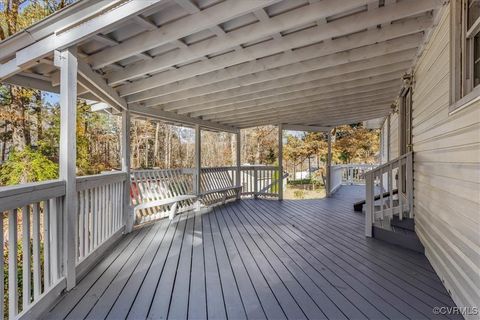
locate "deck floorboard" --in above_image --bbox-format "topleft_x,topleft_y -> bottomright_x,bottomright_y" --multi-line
45,186 -> 460,320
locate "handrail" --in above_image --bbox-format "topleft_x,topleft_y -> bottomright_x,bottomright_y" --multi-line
76,171 -> 127,191
0,180 -> 65,212
366,151 -> 412,174
365,152 -> 413,237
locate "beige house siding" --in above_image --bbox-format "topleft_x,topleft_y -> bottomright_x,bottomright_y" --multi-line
389,113 -> 400,160
383,5 -> 480,314
380,117 -> 389,164
380,113 -> 400,162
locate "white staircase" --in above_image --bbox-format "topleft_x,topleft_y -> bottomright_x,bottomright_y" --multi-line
364,152 -> 413,237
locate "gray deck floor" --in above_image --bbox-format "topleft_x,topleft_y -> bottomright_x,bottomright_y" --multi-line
46,186 -> 459,320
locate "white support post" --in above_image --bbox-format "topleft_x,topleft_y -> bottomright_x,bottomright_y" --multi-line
278,124 -> 283,200
253,167 -> 258,199
386,114 -> 391,162
55,48 -> 77,290
326,131 -> 332,197
236,131 -> 241,199
121,110 -> 133,232
194,124 -> 202,209
365,172 -> 374,237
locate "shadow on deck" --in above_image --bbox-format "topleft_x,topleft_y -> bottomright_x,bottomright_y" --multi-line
45,186 -> 459,320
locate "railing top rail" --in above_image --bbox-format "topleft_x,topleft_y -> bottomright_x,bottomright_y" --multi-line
130,165 -> 280,173
201,166 -> 236,170
240,165 -> 278,170
0,179 -> 66,212
76,172 -> 127,191
331,164 -> 378,168
76,171 -> 127,182
131,168 -> 188,173
0,179 -> 64,196
366,152 -> 413,175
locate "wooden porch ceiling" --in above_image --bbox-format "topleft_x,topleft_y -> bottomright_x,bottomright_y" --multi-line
45,186 -> 459,320
0,0 -> 445,130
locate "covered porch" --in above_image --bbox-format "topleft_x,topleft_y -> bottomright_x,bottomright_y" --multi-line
46,186 -> 458,320
0,0 -> 465,319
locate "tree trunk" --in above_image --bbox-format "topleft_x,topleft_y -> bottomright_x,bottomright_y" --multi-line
35,91 -> 43,144
154,122 -> 160,166
308,157 -> 311,179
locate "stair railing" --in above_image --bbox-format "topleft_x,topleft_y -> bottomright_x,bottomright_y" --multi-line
365,152 -> 413,237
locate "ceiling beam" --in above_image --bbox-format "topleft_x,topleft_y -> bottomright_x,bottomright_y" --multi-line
87,0 -> 278,70
282,124 -> 332,132
173,62 -> 409,115
235,105 -> 392,128
0,0 -> 120,62
132,16 -> 158,31
0,0 -> 164,80
158,58 -> 411,112
129,105 -> 238,133
122,17 -> 428,102
117,0 -> 439,98
2,73 -> 100,101
107,0 -> 368,84
76,59 -> 127,111
197,77 -> 401,120
238,110 -> 393,128
137,32 -> 423,107
211,95 -> 397,124
205,89 -> 398,122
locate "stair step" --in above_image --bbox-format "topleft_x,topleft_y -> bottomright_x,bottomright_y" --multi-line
391,215 -> 415,232
372,226 -> 424,253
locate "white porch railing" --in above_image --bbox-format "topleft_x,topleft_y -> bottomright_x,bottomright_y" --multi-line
0,166 -> 283,318
0,180 -> 66,320
238,165 -> 281,199
365,152 -> 413,237
75,172 -> 127,277
330,164 -> 378,193
0,172 -> 129,320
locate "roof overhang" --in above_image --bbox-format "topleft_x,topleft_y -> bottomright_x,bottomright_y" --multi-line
0,0 -> 446,131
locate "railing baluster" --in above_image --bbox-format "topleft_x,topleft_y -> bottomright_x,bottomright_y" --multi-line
44,200 -> 51,289
406,153 -> 413,219
0,213 -> 3,320
94,187 -> 99,248
22,205 -> 31,308
379,169 -> 384,220
398,157 -> 404,220
253,167 -> 258,198
365,174 -> 373,237
32,202 -> 41,300
9,209 -> 18,318
86,189 -> 91,255
388,164 -> 393,216
79,190 -> 84,260
49,198 -> 59,282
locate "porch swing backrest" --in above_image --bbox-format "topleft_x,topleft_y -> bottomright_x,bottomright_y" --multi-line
199,167 -> 242,204
130,168 -> 196,223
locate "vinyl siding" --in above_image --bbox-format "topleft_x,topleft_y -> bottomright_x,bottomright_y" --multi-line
389,112 -> 399,160
380,118 -> 389,164
411,6 -> 480,316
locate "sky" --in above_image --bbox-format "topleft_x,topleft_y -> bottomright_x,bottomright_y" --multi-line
42,92 -> 60,105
